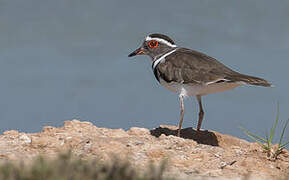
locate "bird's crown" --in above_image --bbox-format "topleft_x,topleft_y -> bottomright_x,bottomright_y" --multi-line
145,33 -> 177,48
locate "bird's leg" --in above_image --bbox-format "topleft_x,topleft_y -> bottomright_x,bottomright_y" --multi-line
196,95 -> 204,131
177,95 -> 185,137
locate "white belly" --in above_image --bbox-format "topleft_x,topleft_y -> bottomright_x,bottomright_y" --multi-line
159,78 -> 242,97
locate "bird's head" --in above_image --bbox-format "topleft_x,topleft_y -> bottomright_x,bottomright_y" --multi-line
128,33 -> 177,60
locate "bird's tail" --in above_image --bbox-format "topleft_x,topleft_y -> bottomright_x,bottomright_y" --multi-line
226,73 -> 273,87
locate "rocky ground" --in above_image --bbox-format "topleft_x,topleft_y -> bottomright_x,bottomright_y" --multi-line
0,120 -> 288,180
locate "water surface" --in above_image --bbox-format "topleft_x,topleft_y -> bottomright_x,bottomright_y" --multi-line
0,0 -> 288,142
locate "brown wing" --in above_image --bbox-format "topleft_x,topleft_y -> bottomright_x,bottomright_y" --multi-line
156,48 -> 233,84
156,48 -> 272,87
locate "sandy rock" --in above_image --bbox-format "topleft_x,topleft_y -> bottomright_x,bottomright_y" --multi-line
0,120 -> 288,180
3,130 -> 19,136
19,134 -> 31,144
42,126 -> 57,133
127,127 -> 150,136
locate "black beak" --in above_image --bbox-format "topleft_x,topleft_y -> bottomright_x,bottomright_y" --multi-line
128,47 -> 145,57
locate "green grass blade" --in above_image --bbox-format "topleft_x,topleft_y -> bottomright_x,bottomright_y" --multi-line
265,131 -> 271,149
269,103 -> 280,144
240,126 -> 267,143
241,128 -> 266,144
246,135 -> 267,149
279,118 -> 289,146
280,140 -> 289,149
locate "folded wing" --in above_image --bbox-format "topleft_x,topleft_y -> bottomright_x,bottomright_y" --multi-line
155,48 -> 272,87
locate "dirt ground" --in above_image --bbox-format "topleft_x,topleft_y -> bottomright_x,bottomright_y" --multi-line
0,120 -> 288,180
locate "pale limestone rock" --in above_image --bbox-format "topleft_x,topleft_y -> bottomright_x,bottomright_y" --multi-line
19,134 -> 31,143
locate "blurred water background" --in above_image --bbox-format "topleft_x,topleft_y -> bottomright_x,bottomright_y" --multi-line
0,0 -> 288,142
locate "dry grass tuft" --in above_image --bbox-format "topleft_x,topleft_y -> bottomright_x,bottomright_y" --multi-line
0,151 -> 172,180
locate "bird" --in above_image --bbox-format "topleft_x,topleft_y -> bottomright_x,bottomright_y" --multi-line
128,33 -> 272,137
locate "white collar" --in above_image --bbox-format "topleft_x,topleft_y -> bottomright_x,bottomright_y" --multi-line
152,49 -> 177,69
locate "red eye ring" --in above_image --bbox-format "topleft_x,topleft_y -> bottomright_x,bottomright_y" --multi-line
148,40 -> 159,48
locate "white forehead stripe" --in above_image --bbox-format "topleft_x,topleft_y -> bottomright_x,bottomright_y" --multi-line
145,36 -> 177,48
152,49 -> 177,69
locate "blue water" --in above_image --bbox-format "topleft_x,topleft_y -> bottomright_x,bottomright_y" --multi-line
0,0 -> 288,143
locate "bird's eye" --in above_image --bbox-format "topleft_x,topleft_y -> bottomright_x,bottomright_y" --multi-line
148,40 -> 159,48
